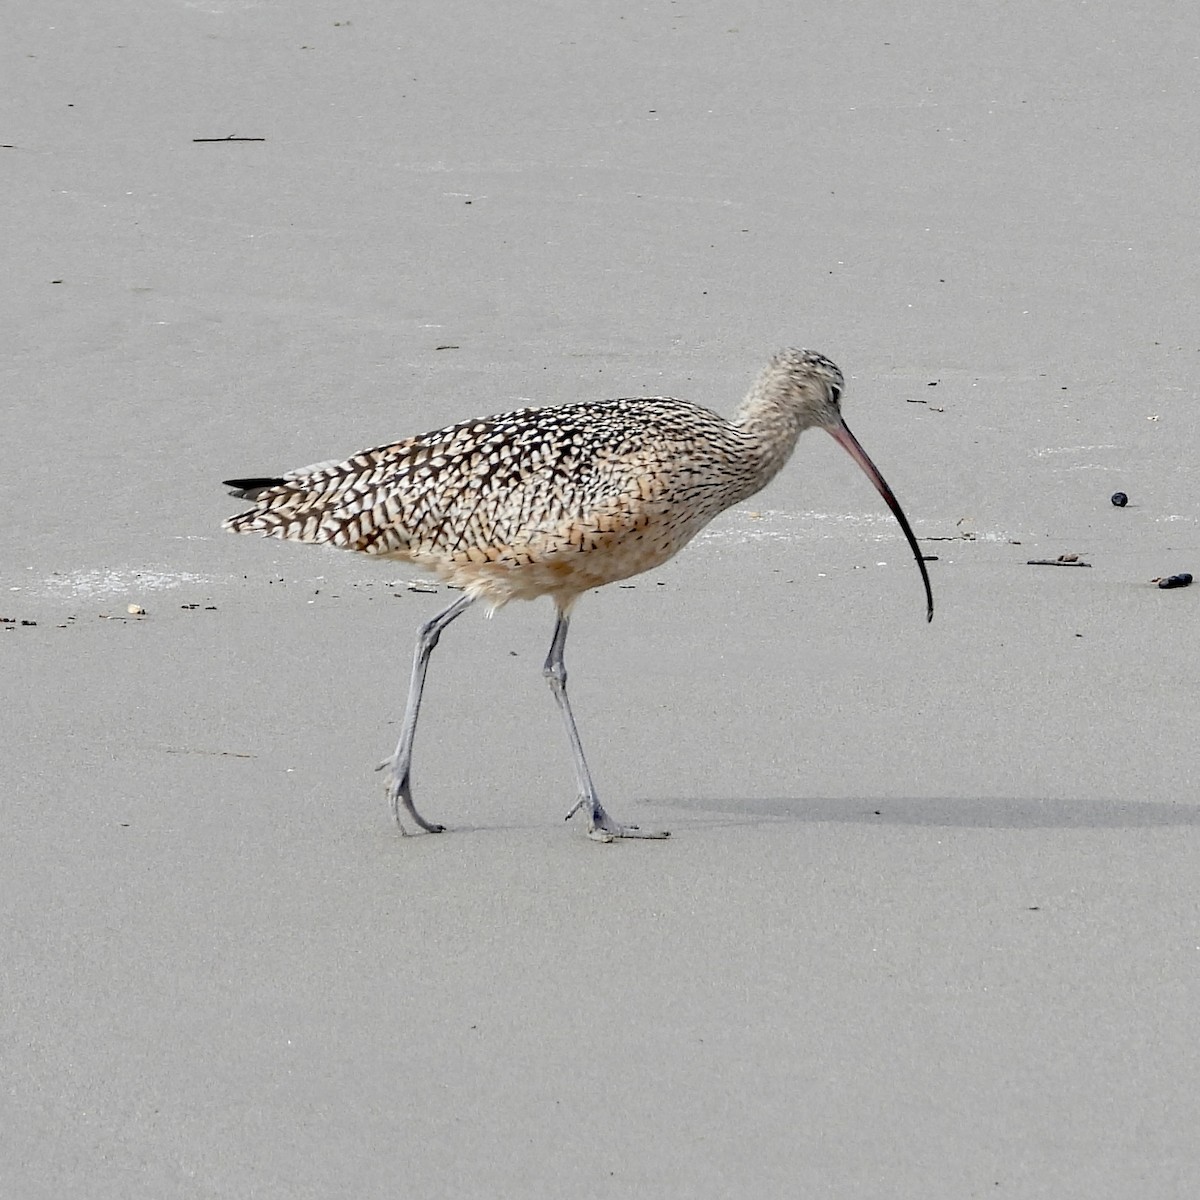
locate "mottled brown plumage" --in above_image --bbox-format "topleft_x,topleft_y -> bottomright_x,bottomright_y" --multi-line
225,361 -> 830,608
224,349 -> 932,841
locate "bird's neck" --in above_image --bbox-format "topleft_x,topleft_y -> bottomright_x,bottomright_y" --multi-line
730,388 -> 811,498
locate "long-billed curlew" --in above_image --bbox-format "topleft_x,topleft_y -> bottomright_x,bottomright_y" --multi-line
223,349 -> 933,841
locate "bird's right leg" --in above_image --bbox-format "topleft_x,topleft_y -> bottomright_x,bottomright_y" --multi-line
376,593 -> 475,833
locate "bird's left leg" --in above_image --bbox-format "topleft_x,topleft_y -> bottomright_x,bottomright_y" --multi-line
543,604 -> 669,842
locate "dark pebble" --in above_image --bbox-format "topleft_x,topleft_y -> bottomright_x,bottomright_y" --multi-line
1157,574 -> 1193,589
1111,492 -> 1128,507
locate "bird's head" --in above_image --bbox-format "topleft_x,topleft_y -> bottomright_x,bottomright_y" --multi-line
765,346 -> 934,622
761,347 -> 847,431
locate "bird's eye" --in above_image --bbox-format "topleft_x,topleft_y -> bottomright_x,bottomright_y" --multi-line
829,386 -> 842,405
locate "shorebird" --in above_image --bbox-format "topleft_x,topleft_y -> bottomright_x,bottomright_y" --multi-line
223,349 -> 933,841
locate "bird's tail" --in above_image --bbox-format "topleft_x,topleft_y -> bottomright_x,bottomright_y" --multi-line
220,458 -> 399,552
221,472 -> 336,540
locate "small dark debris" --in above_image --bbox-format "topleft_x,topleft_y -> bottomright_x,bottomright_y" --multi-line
921,555 -> 939,562
204,605 -> 217,610
1111,492 -> 1128,507
21,620 -> 36,626
435,345 -> 460,350
1156,573 -> 1192,589
1027,555 -> 1091,567
192,134 -> 266,142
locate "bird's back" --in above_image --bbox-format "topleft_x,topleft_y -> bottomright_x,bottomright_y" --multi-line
224,397 -> 757,607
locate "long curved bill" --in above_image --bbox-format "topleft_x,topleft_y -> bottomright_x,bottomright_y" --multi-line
826,420 -> 934,623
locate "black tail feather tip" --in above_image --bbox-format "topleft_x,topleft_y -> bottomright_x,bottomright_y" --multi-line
223,476 -> 286,500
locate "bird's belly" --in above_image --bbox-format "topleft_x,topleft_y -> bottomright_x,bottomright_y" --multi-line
399,516 -> 708,607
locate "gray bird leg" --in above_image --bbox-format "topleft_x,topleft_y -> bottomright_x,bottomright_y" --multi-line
543,607 -> 670,842
377,592 -> 475,833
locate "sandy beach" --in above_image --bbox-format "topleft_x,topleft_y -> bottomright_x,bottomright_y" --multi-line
4,2 -> 1199,1195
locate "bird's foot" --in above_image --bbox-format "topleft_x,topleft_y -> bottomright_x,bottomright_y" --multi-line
375,757 -> 445,835
565,797 -> 670,842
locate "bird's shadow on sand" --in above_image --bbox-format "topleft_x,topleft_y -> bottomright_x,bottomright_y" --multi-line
652,796 -> 1200,831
